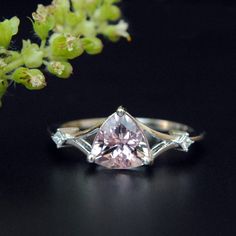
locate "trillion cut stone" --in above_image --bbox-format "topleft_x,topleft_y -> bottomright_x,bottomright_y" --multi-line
91,112 -> 151,169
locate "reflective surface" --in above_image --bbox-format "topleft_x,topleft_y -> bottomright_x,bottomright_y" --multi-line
0,0 -> 235,235
91,112 -> 151,169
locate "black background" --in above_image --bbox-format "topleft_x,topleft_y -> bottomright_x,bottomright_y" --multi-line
0,0 -> 235,235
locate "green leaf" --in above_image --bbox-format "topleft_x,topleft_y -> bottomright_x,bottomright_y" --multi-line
21,40 -> 43,68
0,17 -> 20,48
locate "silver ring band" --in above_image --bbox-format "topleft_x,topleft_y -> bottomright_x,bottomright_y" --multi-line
60,117 -> 203,141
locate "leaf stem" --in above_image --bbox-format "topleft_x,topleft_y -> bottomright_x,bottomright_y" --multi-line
40,40 -> 46,49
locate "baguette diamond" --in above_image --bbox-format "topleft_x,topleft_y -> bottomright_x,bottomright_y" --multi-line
171,131 -> 194,152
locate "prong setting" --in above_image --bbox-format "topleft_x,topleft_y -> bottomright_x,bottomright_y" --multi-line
52,129 -> 73,148
143,158 -> 154,166
87,154 -> 96,163
116,106 -> 126,117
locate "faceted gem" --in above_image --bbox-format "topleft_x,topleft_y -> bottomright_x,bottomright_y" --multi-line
91,112 -> 152,169
171,130 -> 194,152
52,128 -> 78,148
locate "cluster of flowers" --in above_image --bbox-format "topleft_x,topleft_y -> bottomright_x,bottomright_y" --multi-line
0,0 -> 130,106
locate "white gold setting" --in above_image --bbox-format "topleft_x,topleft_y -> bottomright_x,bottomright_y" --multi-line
51,106 -> 204,169
52,130 -> 74,148
171,131 -> 195,152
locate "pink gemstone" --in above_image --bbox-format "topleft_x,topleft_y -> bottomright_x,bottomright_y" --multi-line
91,112 -> 151,169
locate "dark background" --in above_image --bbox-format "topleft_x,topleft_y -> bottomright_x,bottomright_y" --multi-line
0,0 -> 235,235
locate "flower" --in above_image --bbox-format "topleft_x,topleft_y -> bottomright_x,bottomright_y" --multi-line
103,20 -> 131,42
81,37 -> 103,55
21,40 -> 44,68
12,67 -> 46,90
0,0 -> 130,107
32,4 -> 49,23
0,17 -> 20,48
32,4 -> 55,40
115,20 -> 131,41
47,61 -> 73,78
29,73 -> 46,89
50,33 -> 84,59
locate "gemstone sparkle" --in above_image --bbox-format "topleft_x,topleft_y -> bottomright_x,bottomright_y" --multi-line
91,112 -> 152,169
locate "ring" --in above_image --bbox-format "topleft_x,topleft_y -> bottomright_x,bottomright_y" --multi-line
51,106 -> 204,169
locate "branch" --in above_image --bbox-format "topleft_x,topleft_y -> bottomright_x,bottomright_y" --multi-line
0,0 -> 130,106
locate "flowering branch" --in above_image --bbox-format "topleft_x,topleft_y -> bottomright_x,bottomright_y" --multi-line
0,0 -> 130,106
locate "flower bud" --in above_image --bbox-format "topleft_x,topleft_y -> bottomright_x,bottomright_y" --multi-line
107,5 -> 121,21
94,5 -> 121,21
103,20 -> 131,42
50,33 -> 84,59
32,4 -> 48,23
0,47 -> 8,56
12,67 -> 46,90
33,19 -> 55,40
32,4 -> 55,40
79,21 -> 96,37
81,37 -> 103,55
0,59 -> 7,70
52,0 -> 70,10
47,61 -> 73,79
4,51 -> 21,64
0,17 -> 20,48
66,12 -> 84,27
71,0 -> 83,11
71,0 -> 100,12
21,40 -> 44,68
53,0 -> 71,26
